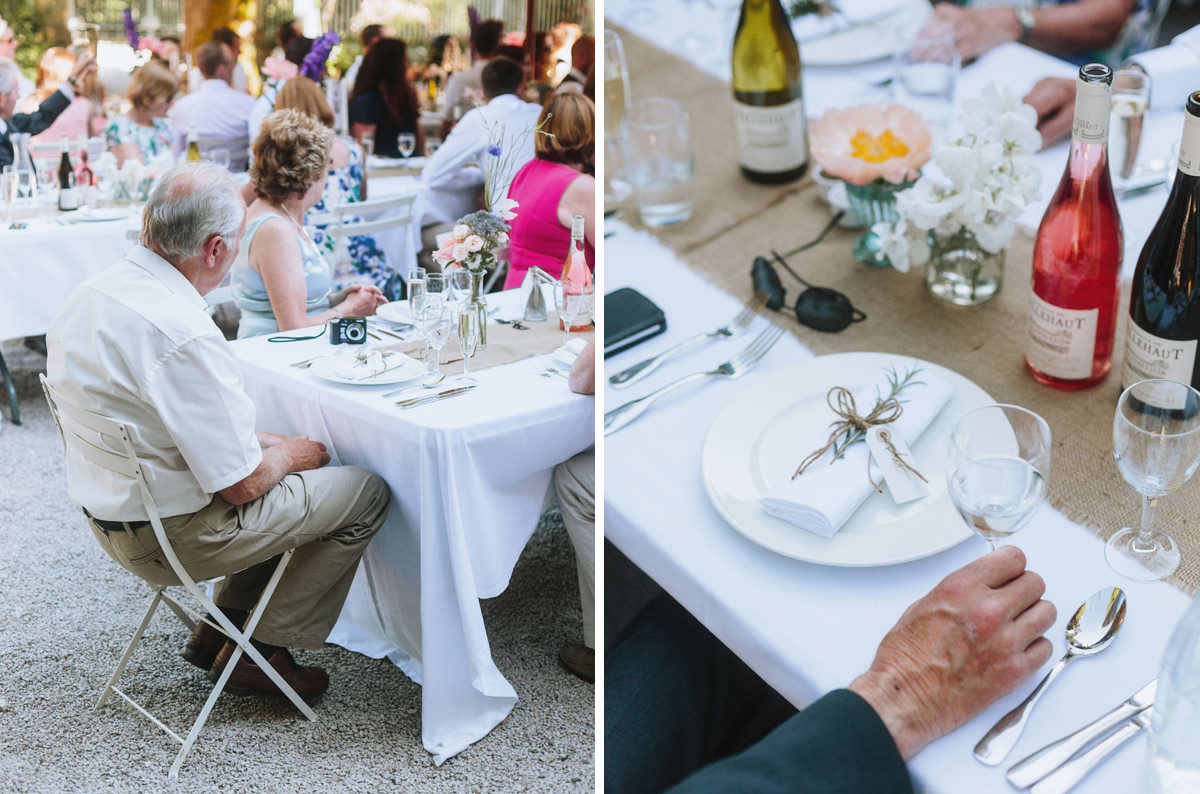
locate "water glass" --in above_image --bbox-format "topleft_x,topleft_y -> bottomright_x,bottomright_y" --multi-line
407,267 -> 427,314
946,404 -> 1051,551
1110,65 -> 1150,181
604,30 -> 633,207
425,273 -> 447,305
457,307 -> 480,381
419,302 -> 453,384
894,21 -> 960,127
555,283 -> 594,347
620,97 -> 695,227
397,133 -> 416,158
426,137 -> 443,156
1105,379 -> 1200,581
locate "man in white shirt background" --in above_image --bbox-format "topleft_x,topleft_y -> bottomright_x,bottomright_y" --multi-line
443,19 -> 505,122
170,41 -> 256,156
46,163 -> 390,700
421,56 -> 542,224
189,26 -> 251,95
0,17 -> 33,100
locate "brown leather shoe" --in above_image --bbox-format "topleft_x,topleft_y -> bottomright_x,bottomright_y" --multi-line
210,641 -> 329,703
181,620 -> 228,671
558,643 -> 594,683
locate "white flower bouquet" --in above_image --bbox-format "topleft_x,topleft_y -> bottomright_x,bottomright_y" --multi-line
432,200 -> 519,272
875,84 -> 1043,273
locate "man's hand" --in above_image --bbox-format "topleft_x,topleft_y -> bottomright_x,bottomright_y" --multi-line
929,3 -> 1020,61
568,337 -> 596,395
849,546 -> 1056,760
279,436 -> 330,472
1024,77 -> 1075,149
68,53 -> 97,86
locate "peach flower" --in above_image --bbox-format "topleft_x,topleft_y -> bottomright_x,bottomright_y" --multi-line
809,104 -> 932,186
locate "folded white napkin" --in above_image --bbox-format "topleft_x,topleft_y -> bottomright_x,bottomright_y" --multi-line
1127,44 -> 1199,112
553,336 -> 589,369
332,350 -> 392,380
761,366 -> 953,537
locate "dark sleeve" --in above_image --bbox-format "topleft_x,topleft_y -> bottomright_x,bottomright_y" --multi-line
348,92 -> 382,126
665,690 -> 913,794
7,89 -> 72,135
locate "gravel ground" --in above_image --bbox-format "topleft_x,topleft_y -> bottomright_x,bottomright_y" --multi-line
0,340 -> 594,793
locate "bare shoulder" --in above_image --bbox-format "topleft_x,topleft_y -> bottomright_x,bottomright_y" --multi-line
330,137 -> 351,169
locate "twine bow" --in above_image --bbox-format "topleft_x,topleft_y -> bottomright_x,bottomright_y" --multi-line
791,386 -> 926,492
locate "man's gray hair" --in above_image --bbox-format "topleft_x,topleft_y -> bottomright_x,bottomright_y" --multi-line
141,163 -> 245,263
0,57 -> 19,95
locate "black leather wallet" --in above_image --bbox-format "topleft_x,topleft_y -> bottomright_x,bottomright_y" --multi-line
604,288 -> 667,357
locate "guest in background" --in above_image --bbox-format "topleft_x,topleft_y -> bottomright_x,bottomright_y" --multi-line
271,18 -> 302,60
926,0 -> 1149,66
169,41 -> 255,156
343,24 -> 385,99
524,31 -> 556,105
0,17 -> 33,99
607,547 -> 1056,793
274,76 -> 395,298
156,35 -> 182,66
503,93 -> 595,289
349,38 -> 423,158
30,48 -> 106,145
249,35 -> 312,143
444,19 -> 505,117
422,57 -> 542,223
233,109 -> 384,337
106,61 -> 179,166
556,337 -> 595,683
422,34 -> 462,85
190,26 -> 250,94
556,35 -> 594,95
0,54 -> 95,169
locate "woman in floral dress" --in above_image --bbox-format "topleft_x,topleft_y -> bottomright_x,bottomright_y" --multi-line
104,61 -> 177,166
273,77 -> 398,298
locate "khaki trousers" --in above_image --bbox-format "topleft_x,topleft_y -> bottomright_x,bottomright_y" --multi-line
554,448 -> 595,648
90,465 -> 390,649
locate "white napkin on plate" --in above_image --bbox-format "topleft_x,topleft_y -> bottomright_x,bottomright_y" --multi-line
553,337 -> 589,369
761,366 -> 953,537
332,350 -> 391,380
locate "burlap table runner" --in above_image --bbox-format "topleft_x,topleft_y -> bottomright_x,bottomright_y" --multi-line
612,25 -> 1200,594
380,314 -> 581,371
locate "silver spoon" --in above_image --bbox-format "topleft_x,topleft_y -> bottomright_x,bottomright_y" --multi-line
974,586 -> 1127,766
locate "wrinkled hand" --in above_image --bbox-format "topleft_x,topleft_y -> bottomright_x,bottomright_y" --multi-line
280,436 -> 330,472
335,285 -> 387,317
1024,77 -> 1075,149
929,3 -> 1020,61
849,546 -> 1056,759
69,53 -> 98,84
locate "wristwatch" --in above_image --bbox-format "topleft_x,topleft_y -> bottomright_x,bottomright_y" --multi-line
1016,6 -> 1036,43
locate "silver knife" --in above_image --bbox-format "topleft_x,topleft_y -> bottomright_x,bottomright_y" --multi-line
395,384 -> 475,408
1006,679 -> 1156,789
1029,709 -> 1152,794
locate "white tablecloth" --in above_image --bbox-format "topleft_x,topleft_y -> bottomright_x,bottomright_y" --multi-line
603,220 -> 1191,793
231,287 -> 594,762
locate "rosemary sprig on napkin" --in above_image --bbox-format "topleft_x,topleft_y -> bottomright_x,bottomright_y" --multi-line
828,365 -> 925,461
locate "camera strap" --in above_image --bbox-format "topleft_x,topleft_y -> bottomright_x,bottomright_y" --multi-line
268,325 -> 329,343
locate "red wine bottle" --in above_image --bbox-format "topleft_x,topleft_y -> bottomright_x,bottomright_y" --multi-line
1026,63 -> 1123,389
1121,91 -> 1200,392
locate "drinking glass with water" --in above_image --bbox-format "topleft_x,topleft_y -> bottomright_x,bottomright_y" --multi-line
397,133 -> 416,159
894,21 -> 960,128
1110,66 -> 1150,181
620,97 -> 695,227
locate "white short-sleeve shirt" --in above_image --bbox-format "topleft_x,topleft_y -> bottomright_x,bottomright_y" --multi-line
46,246 -> 263,521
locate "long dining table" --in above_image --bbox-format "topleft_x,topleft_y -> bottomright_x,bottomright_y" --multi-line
603,4 -> 1197,792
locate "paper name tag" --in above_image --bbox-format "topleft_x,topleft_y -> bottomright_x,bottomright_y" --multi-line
866,426 -> 930,504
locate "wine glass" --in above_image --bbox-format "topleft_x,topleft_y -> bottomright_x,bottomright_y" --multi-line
419,302 -> 453,386
425,273 -> 447,304
426,137 -> 443,156
397,133 -> 416,159
448,267 -> 472,312
554,283 -> 594,348
1105,379 -> 1200,581
457,307 -> 480,383
946,404 -> 1051,551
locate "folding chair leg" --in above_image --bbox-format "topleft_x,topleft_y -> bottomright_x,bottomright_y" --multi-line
97,589 -> 163,710
0,349 -> 20,425
158,591 -> 197,631
168,641 -> 246,780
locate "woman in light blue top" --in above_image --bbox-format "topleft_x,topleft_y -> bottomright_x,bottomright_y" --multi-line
233,109 -> 385,338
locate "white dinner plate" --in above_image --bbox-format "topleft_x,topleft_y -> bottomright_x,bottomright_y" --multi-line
68,207 -> 130,223
702,352 -> 993,566
307,351 -> 424,386
800,0 -> 931,66
376,300 -> 415,325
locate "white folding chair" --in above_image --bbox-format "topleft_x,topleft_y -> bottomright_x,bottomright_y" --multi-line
196,135 -> 250,173
310,193 -> 419,283
39,375 -> 316,780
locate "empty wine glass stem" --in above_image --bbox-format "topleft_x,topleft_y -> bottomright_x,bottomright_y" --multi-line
1135,496 -> 1159,551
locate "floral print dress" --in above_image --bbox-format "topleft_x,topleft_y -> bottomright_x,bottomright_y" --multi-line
104,116 -> 173,163
305,139 -> 397,298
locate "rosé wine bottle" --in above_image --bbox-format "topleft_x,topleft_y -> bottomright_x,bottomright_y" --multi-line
1026,63 -> 1123,389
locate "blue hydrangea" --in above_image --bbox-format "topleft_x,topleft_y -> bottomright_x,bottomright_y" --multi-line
487,144 -> 502,157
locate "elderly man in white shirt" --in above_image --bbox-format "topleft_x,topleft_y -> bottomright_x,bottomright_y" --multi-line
169,41 -> 255,157
421,57 -> 541,224
46,163 -> 389,702
0,17 -> 33,99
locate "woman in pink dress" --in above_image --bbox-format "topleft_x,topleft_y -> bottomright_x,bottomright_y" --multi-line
503,92 -> 595,289
29,48 -> 105,146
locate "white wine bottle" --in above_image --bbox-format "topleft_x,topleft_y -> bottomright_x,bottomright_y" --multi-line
731,0 -> 808,183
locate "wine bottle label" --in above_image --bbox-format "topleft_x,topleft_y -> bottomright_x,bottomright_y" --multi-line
1179,113 -> 1200,177
734,98 -> 808,173
1072,80 -> 1111,144
1121,323 -> 1198,392
1027,293 -> 1099,379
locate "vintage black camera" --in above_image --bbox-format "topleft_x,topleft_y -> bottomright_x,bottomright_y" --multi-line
330,317 -> 368,345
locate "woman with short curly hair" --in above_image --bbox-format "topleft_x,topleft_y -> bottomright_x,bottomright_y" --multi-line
503,93 -> 595,289
231,109 -> 386,337
105,61 -> 175,166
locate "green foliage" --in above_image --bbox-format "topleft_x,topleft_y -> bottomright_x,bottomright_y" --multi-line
0,0 -> 70,77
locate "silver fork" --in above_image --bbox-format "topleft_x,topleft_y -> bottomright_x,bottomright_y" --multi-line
609,297 -> 764,389
604,324 -> 785,436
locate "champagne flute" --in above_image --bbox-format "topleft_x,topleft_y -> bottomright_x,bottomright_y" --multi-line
406,267 -> 427,316
554,283 -> 594,348
457,306 -> 479,383
946,404 -> 1051,551
397,133 -> 416,159
448,267 -> 472,313
1105,379 -> 1200,581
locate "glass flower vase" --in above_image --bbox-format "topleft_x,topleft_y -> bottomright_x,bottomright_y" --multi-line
844,179 -> 913,268
468,268 -> 488,350
923,227 -> 1005,306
